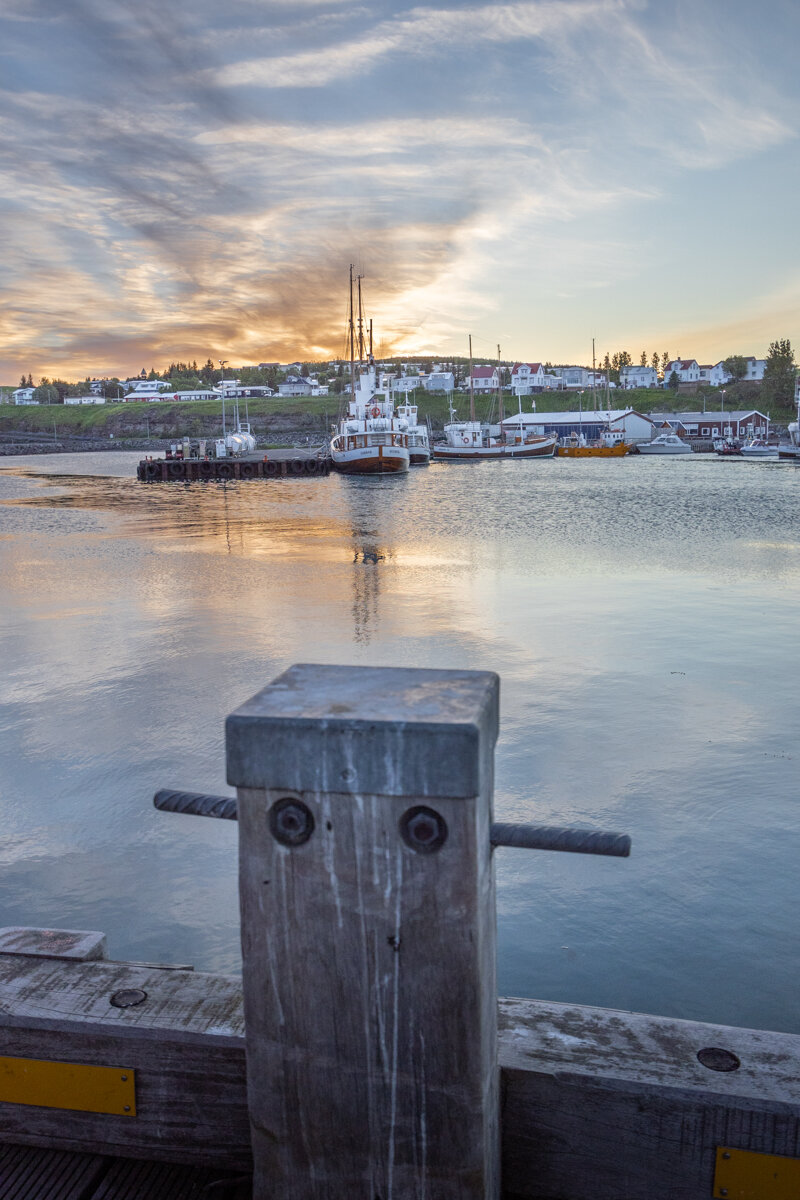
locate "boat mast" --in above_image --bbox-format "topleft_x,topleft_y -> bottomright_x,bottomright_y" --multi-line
592,338 -> 597,411
497,343 -> 504,434
469,334 -> 475,424
357,275 -> 365,361
348,264 -> 356,405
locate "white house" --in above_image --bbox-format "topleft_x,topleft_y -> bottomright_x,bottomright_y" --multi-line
423,371 -> 455,393
391,375 -> 422,395
620,365 -> 658,389
698,362 -> 730,386
471,366 -> 499,393
742,356 -> 766,381
499,407 -> 654,444
123,380 -> 172,401
664,359 -> 701,385
278,375 -> 313,397
12,387 -> 36,404
64,395 -> 106,405
549,366 -> 608,389
510,363 -> 544,394
541,373 -> 563,390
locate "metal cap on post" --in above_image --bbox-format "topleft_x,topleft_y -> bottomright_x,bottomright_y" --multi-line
226,663 -> 500,1200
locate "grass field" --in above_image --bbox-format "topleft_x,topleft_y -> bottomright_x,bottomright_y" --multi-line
0,388 -> 793,437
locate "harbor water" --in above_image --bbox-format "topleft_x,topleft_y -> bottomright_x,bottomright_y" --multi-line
0,451 -> 798,1033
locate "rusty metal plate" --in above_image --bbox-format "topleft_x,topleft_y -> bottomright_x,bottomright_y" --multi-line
714,1146 -> 800,1199
0,1055 -> 135,1116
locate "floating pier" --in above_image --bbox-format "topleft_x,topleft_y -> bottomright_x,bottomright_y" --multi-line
1,664 -> 799,1198
136,452 -> 330,482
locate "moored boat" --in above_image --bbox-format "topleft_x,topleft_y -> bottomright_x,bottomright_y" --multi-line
740,438 -> 778,459
432,336 -> 556,461
556,430 -> 630,457
637,432 -> 693,455
329,269 -> 410,476
395,400 -> 431,465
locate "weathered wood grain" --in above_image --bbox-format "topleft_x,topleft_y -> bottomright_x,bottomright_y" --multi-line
230,664 -> 501,1200
498,998 -> 800,1200
0,955 -> 250,1170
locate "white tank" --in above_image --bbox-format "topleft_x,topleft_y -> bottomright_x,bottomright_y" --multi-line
225,431 -> 256,455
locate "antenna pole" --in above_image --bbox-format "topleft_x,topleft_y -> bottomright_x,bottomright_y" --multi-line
469,335 -> 475,424
497,343 -> 504,433
592,339 -> 597,411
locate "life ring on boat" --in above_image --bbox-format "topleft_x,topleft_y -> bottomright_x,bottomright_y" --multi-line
462,436 -> 470,445
371,406 -> 381,418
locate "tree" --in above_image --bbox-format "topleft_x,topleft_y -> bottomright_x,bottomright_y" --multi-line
640,350 -> 648,366
661,352 -> 670,372
609,349 -> 632,385
19,375 -> 27,388
761,338 -> 796,409
723,355 -> 748,383
667,370 -> 680,391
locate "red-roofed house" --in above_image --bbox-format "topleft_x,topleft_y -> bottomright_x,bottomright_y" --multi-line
469,365 -> 499,393
510,362 -> 545,394
664,359 -> 700,385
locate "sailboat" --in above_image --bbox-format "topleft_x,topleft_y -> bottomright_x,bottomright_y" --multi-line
432,337 -> 556,460
329,269 -> 410,475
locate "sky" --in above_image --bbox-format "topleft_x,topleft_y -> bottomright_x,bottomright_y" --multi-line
0,0 -> 798,380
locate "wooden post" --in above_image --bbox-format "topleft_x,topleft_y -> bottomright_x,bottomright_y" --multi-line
226,663 -> 500,1200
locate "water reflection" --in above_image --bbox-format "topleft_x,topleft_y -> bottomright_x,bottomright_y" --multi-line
1,453 -> 800,1033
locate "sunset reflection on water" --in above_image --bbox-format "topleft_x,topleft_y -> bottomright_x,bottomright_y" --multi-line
1,451 -> 799,1032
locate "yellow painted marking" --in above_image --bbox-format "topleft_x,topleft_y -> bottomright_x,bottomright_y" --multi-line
0,1056 -> 136,1116
714,1146 -> 800,1199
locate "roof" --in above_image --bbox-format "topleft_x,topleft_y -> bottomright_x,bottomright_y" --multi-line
472,366 -> 495,378
649,410 -> 769,422
500,408 -> 653,425
511,363 -> 543,374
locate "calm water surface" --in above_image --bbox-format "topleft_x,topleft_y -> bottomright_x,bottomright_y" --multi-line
0,451 -> 798,1032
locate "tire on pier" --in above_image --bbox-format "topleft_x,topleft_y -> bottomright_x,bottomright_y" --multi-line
144,461 -> 160,481
199,462 -> 213,479
265,460 -> 278,477
304,458 -> 319,475
167,460 -> 184,480
217,463 -> 233,480
240,462 -> 255,480
290,458 -> 305,475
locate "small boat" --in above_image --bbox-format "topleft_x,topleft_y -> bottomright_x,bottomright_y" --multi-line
557,430 -> 630,458
329,269 -> 410,476
740,438 -> 778,459
714,438 -> 742,457
637,432 -> 693,455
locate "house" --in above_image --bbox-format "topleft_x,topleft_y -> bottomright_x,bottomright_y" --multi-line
620,365 -> 658,389
64,395 -> 106,405
664,359 -> 701,385
742,357 -> 766,381
392,376 -> 422,395
549,366 -> 607,390
541,373 -> 563,390
470,366 -> 499,393
123,380 -> 172,401
423,371 -> 455,393
499,408 -> 654,444
278,375 -> 313,397
12,387 -> 36,404
649,410 -> 771,439
510,363 -> 544,395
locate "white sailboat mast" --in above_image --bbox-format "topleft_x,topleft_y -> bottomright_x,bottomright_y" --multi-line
469,334 -> 475,424
348,265 -> 356,404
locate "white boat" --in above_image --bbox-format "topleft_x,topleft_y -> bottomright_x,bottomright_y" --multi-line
329,268 -> 410,476
433,337 -> 556,461
395,400 -> 431,466
740,438 -> 778,459
637,432 -> 693,455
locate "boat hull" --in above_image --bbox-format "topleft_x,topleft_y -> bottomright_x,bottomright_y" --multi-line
433,439 -> 556,460
637,444 -> 693,455
331,446 -> 409,474
557,444 -> 629,457
410,449 -> 431,466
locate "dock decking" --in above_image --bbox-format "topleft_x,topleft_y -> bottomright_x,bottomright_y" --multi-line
0,1143 -> 249,1199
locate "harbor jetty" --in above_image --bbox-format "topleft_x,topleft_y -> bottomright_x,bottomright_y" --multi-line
137,445 -> 330,481
1,664 -> 798,1198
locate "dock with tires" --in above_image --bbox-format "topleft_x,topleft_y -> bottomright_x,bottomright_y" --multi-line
137,452 -> 330,482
